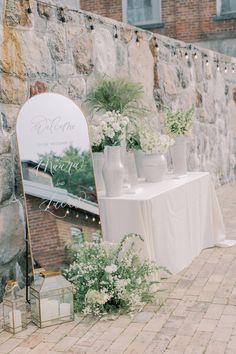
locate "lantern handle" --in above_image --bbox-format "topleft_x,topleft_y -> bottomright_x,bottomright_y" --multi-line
40,271 -> 61,278
4,280 -> 20,301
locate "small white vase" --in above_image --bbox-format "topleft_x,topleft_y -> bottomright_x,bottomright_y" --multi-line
102,146 -> 125,197
142,153 -> 167,183
125,150 -> 139,192
134,150 -> 145,178
92,152 -> 105,192
170,136 -> 187,176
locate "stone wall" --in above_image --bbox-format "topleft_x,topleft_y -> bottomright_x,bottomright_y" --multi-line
0,0 -> 236,298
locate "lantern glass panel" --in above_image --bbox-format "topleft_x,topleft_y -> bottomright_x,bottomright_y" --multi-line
3,281 -> 27,334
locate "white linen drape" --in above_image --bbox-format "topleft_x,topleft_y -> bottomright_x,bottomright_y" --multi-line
99,172 -> 226,274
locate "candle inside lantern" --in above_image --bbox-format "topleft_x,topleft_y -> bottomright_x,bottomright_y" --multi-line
40,298 -> 50,322
49,300 -> 59,320
9,310 -> 22,333
40,299 -> 59,322
60,303 -> 71,320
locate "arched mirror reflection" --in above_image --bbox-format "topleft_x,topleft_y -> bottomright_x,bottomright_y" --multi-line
16,93 -> 101,274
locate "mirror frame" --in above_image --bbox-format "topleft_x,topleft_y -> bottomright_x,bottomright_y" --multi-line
16,93 -> 101,288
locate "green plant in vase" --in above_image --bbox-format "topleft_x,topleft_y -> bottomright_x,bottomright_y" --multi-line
86,78 -> 145,119
139,129 -> 174,183
90,111 -> 129,197
86,78 -> 146,195
164,106 -> 195,176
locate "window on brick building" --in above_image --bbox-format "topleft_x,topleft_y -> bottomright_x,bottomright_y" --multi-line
71,227 -> 84,243
220,0 -> 236,14
123,0 -> 162,27
52,0 -> 80,10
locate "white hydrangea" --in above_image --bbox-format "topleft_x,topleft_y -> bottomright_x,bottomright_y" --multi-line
101,111 -> 129,141
112,122 -> 121,132
89,111 -> 129,148
104,126 -> 115,139
105,264 -> 118,274
85,289 -> 110,305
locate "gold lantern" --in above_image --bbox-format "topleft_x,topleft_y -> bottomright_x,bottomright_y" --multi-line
30,271 -> 74,328
3,280 -> 27,334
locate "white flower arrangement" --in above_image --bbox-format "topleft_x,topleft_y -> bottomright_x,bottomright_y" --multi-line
140,130 -> 174,154
89,111 -> 129,152
164,106 -> 194,137
63,234 -> 170,316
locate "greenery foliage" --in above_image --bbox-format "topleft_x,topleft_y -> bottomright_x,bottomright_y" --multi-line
63,234 -> 170,316
86,78 -> 145,119
126,123 -> 142,150
38,147 -> 96,199
164,106 -> 194,137
126,131 -> 141,150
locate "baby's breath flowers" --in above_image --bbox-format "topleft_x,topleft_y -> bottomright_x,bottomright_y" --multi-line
140,130 -> 174,154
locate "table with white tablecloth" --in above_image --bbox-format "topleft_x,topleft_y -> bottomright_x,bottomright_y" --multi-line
99,172 -> 226,274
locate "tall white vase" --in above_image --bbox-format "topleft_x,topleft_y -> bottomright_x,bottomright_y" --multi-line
142,153 -> 167,183
170,136 -> 187,176
134,150 -> 145,178
92,152 -> 105,192
102,146 -> 125,197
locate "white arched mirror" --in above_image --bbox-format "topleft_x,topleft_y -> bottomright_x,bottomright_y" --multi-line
16,93 -> 101,274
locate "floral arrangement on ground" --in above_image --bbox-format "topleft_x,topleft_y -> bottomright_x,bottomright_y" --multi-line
63,234 -> 170,316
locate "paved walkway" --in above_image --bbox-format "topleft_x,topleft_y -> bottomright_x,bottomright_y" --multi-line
0,182 -> 236,354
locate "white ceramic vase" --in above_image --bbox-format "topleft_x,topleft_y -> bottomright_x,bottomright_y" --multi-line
125,150 -> 139,192
102,146 -> 125,197
92,152 -> 105,192
134,150 -> 145,178
170,136 -> 187,176
142,153 -> 167,183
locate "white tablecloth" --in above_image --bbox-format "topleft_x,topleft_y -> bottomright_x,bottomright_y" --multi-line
99,172 -> 226,274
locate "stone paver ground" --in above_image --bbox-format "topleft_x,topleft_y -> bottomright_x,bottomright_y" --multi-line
0,182 -> 236,354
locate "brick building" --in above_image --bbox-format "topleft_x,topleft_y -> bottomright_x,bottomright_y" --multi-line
78,0 -> 236,57
26,195 -> 100,270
